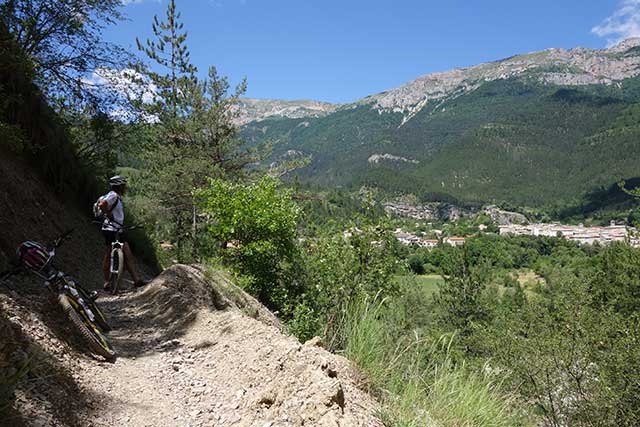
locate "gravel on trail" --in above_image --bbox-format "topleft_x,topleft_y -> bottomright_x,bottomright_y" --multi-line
1,265 -> 383,427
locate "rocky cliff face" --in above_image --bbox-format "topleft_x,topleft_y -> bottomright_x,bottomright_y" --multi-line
358,38 -> 640,120
235,98 -> 338,125
237,39 -> 640,206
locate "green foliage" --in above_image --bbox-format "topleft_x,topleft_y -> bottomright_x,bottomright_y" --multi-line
407,254 -> 425,274
435,247 -> 492,343
135,0 -> 197,127
297,223 -> 399,349
129,0 -> 252,262
67,111 -> 119,182
386,230 -> 640,425
297,187 -> 386,235
196,177 -> 301,311
418,235 -> 640,426
1,0 -> 127,104
285,300 -> 324,343
481,275 -> 640,426
549,177 -> 640,225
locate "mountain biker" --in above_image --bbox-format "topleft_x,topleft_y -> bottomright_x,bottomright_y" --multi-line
99,175 -> 146,291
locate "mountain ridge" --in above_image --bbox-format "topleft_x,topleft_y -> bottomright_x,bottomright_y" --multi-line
239,38 -> 640,126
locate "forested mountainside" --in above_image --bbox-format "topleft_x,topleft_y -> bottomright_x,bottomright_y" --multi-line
240,39 -> 640,207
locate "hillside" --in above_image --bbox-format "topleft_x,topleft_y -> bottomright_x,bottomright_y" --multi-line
240,38 -> 640,207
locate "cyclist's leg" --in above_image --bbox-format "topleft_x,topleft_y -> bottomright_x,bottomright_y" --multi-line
102,230 -> 115,287
102,249 -> 110,282
123,242 -> 141,284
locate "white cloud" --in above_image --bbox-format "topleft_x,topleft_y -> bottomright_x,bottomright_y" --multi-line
83,68 -> 157,102
82,68 -> 159,122
121,0 -> 162,5
592,0 -> 640,46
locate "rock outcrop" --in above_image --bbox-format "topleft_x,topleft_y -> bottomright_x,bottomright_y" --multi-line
238,38 -> 640,126
235,98 -> 338,125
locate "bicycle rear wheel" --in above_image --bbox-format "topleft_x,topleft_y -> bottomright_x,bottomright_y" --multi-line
58,293 -> 116,361
109,248 -> 124,295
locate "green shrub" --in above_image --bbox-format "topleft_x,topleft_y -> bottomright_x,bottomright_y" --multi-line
196,177 -> 301,311
286,300 -> 324,343
296,224 -> 399,349
407,254 -> 425,275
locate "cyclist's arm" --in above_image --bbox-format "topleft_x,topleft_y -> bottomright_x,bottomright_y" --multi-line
99,198 -> 115,220
98,199 -> 111,219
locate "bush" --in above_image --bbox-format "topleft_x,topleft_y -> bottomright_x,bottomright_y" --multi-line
196,177 -> 301,312
297,224 -> 399,348
408,254 -> 425,275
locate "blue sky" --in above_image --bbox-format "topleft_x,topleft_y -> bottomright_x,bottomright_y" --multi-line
105,0 -> 639,103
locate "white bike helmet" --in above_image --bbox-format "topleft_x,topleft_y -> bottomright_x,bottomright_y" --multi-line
109,175 -> 127,187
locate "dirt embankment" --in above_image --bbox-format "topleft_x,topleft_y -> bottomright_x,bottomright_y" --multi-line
0,150 -> 108,287
2,264 -> 383,426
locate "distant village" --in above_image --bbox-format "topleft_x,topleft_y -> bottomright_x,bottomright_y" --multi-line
387,201 -> 640,248
499,222 -> 640,247
393,222 -> 639,249
393,229 -> 468,248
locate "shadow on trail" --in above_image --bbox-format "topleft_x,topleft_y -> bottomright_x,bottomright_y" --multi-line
98,266 -> 218,359
0,293 -> 112,427
97,264 -> 281,359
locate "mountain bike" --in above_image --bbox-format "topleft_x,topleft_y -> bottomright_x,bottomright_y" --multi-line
1,230 -> 116,361
103,224 -> 141,295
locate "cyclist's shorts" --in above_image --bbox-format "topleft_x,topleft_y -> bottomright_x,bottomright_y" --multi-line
102,230 -> 127,246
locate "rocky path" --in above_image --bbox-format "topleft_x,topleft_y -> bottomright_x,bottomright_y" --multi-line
5,265 -> 383,427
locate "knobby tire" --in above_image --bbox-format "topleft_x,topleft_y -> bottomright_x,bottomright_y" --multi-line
58,293 -> 116,361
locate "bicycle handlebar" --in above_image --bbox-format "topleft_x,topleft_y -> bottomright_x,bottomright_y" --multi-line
53,229 -> 74,248
92,221 -> 143,231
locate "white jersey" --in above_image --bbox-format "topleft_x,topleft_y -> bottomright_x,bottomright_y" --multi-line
101,191 -> 124,232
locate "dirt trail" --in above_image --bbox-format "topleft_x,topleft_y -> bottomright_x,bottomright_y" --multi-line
3,265 -> 383,427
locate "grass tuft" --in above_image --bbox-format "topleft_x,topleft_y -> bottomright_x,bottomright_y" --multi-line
340,295 -> 524,427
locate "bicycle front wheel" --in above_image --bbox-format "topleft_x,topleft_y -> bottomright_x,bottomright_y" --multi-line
76,284 -> 111,331
58,293 -> 116,361
109,248 -> 124,295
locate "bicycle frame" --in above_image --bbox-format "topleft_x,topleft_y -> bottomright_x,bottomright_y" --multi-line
109,237 -> 124,276
104,224 -> 141,294
21,244 -> 100,323
48,273 -> 99,324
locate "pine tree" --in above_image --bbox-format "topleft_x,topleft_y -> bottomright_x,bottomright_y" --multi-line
134,0 -> 252,262
136,0 -> 197,142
